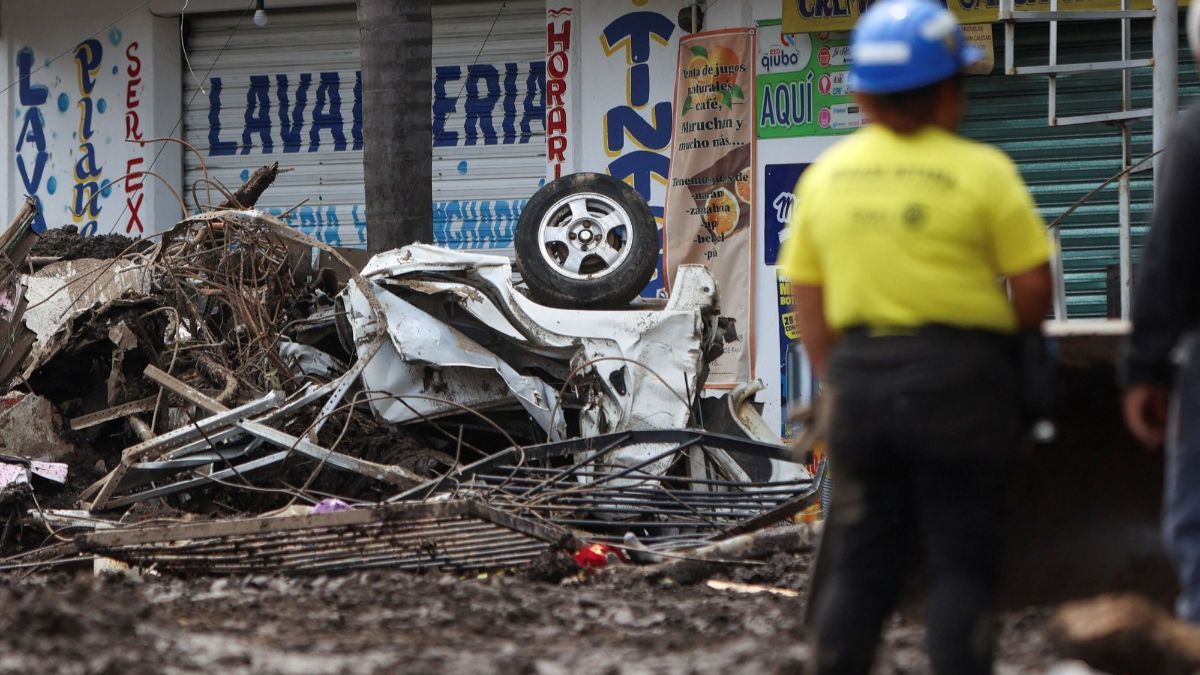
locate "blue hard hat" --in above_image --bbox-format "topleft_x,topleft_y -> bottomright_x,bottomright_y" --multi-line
848,0 -> 983,94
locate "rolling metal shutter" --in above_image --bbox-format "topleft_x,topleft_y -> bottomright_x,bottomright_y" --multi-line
182,1 -> 546,253
961,17 -> 1198,318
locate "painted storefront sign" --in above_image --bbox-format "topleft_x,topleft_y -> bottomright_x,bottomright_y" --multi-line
197,58 -> 545,248
756,22 -> 862,139
123,41 -> 148,235
546,5 -> 574,180
574,0 -> 682,297
781,0 -> 1171,33
13,27 -> 145,236
664,28 -> 756,386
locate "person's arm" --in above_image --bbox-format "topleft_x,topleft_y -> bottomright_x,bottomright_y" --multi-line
1122,112 -> 1200,447
1008,262 -> 1053,330
792,284 -> 837,380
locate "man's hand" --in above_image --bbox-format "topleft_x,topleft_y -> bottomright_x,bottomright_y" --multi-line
1122,383 -> 1171,449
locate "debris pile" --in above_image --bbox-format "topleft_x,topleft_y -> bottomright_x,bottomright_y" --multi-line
0,169 -> 822,577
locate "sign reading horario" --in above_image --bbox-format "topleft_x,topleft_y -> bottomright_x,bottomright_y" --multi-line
783,0 -> 1163,32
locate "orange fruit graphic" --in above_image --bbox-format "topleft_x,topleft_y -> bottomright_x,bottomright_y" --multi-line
709,46 -> 740,87
735,170 -> 752,203
705,188 -> 740,236
687,55 -> 713,86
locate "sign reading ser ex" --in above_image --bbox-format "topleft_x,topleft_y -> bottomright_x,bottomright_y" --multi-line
782,0 -> 1168,32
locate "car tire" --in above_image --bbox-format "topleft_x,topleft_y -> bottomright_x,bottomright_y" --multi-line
515,172 -> 658,308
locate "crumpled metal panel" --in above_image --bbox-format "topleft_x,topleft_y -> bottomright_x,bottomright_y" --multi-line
350,245 -> 718,438
344,276 -> 566,438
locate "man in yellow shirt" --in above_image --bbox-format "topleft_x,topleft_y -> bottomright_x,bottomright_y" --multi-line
779,2 -> 1052,673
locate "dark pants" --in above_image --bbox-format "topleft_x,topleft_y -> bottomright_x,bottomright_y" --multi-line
813,328 -> 1022,675
1167,331 -> 1200,622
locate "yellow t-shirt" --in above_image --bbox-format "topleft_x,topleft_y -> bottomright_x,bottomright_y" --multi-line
779,124 -> 1050,334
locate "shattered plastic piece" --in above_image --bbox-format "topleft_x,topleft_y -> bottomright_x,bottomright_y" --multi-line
0,463 -> 29,490
311,498 -> 353,514
277,339 -> 347,380
29,460 -> 68,484
573,543 -> 627,570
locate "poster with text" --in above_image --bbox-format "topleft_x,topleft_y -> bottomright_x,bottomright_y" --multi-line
663,28 -> 756,387
777,268 -> 798,434
763,163 -> 810,266
756,22 -> 863,139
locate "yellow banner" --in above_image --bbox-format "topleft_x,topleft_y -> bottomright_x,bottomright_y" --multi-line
782,0 -> 1164,33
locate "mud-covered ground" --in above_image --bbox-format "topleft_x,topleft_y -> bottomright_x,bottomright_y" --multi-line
29,225 -> 147,261
0,552 -> 1074,675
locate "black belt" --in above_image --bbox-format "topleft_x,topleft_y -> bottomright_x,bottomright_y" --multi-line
842,324 -> 1010,341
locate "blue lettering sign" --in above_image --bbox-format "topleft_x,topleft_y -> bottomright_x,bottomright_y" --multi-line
208,77 -> 238,156
243,74 -> 272,153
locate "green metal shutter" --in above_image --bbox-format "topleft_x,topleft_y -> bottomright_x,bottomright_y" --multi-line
960,17 -> 1200,317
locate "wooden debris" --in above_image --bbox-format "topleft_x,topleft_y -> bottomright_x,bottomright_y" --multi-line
705,579 -> 799,598
1048,593 -> 1200,675
218,161 -> 279,209
616,523 -> 816,585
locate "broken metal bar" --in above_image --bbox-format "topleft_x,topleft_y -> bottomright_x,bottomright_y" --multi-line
720,460 -> 827,537
78,501 -> 564,549
519,432 -> 636,500
100,450 -> 291,510
69,396 -> 159,431
144,364 -> 226,415
83,383 -> 331,504
480,467 -> 811,489
118,391 -> 284,465
132,447 -> 254,472
144,365 -> 420,487
238,420 -> 423,487
87,390 -> 285,511
158,382 -> 335,460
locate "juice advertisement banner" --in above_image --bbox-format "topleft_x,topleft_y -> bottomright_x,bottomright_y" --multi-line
756,21 -> 863,139
663,28 -> 757,387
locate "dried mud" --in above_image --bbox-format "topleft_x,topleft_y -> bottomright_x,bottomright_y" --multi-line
0,552 -> 1067,675
29,225 -> 146,261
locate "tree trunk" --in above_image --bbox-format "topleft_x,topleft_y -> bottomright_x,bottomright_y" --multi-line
358,0 -> 433,253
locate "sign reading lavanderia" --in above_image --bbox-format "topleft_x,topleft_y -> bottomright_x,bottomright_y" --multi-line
664,28 -> 756,387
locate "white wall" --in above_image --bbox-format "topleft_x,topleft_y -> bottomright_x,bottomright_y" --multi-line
2,0 -> 181,237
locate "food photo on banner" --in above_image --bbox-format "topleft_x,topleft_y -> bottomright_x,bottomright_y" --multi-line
663,28 -> 757,387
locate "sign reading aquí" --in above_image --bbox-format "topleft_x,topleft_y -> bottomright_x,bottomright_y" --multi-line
756,22 -> 864,139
